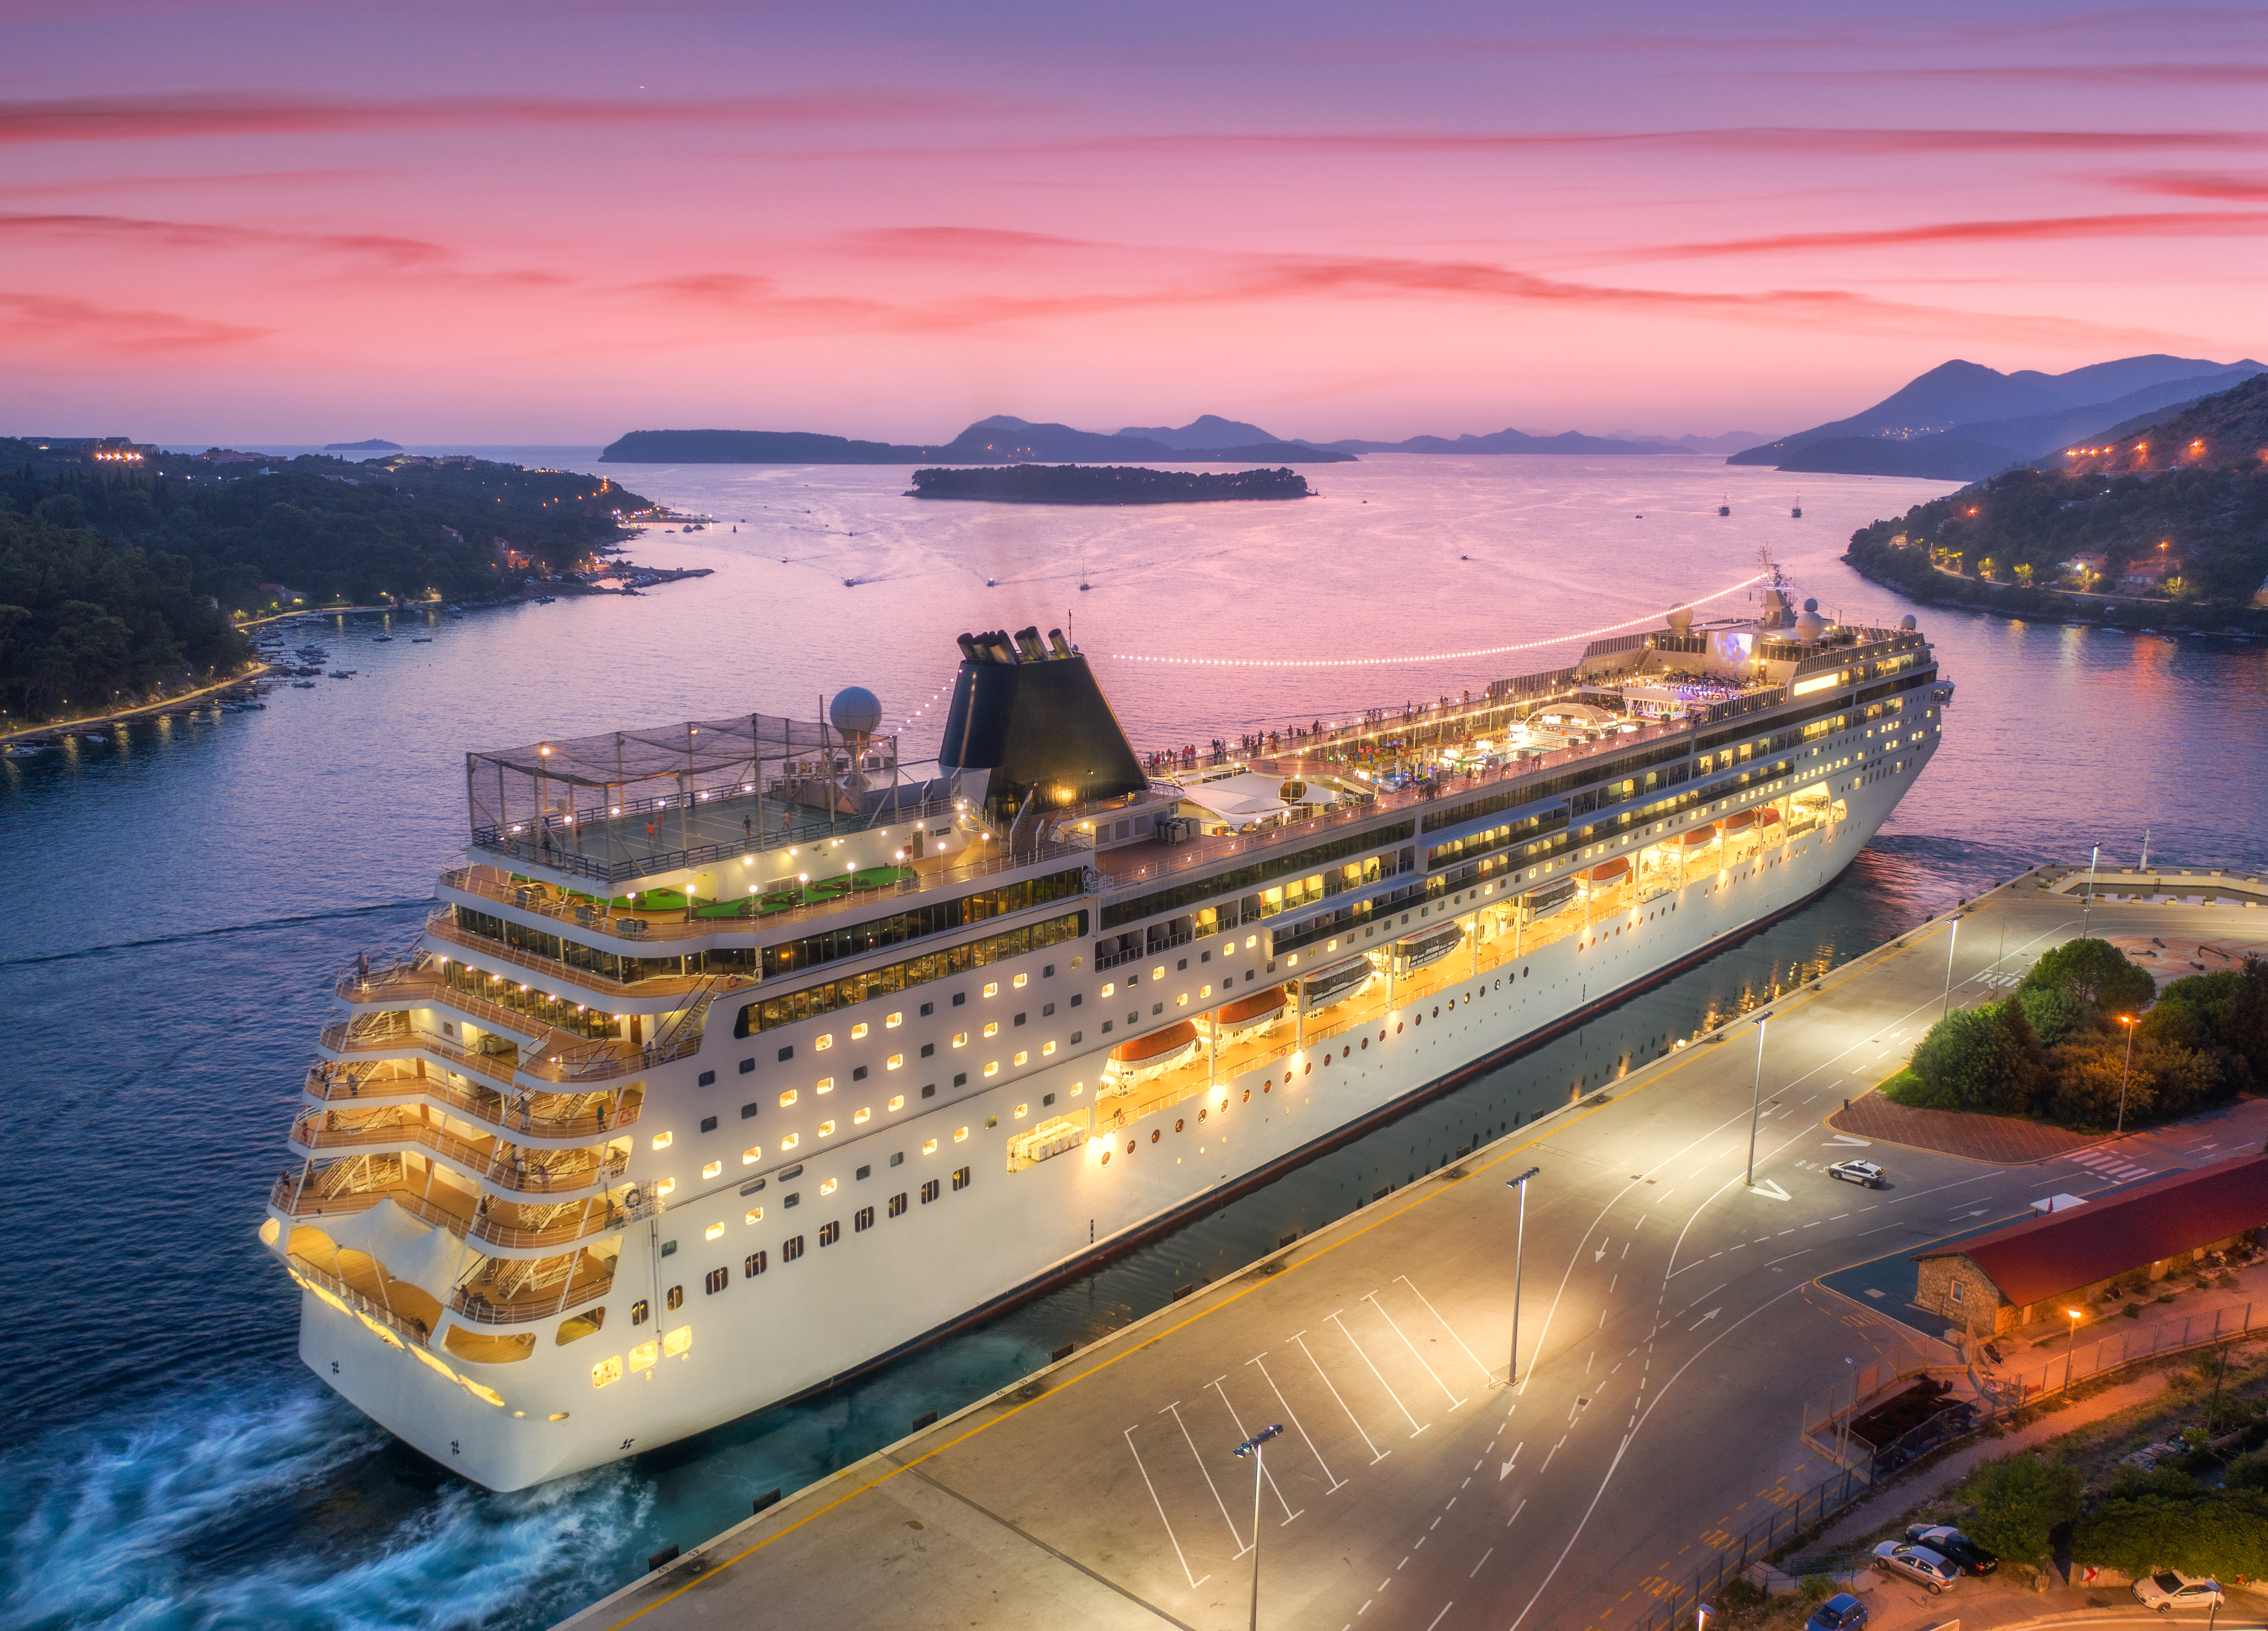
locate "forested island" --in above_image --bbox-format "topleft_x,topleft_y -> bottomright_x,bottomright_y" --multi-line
602,415 -> 1353,465
0,442 -> 649,724
907,465 -> 1312,504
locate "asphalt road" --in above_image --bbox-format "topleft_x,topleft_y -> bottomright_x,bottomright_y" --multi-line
558,879 -> 2267,1631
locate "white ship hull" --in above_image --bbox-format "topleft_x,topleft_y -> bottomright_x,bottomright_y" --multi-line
286,738 -> 1931,1491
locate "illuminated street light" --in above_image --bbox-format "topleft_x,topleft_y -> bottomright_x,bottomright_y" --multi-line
1230,1423 -> 1284,1631
1505,1166 -> 1541,1383
2114,1014 -> 2138,1135
2063,1307 -> 2085,1395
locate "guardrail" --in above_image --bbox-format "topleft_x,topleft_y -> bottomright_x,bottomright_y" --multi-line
471,796 -> 959,887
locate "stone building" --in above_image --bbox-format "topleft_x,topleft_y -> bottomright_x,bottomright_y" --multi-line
1912,1156 -> 2266,1338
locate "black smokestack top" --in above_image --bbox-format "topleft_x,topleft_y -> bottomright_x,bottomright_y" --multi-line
939,631 -> 1145,827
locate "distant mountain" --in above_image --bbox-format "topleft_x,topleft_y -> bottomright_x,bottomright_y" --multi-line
1730,354 -> 2264,474
324,437 -> 401,450
600,417 -> 1354,465
1304,426 -> 1674,456
2038,370 -> 2268,477
1606,429 -> 1773,456
1113,413 -> 1282,450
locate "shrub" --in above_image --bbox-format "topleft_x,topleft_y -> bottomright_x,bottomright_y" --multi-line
1882,1065 -> 1957,1110
1910,1000 -> 2045,1114
1964,1455 -> 2082,1561
2075,1489 -> 2268,1577
2023,938 -> 2158,1015
2018,984 -> 2093,1049
1799,1575 -> 1835,1604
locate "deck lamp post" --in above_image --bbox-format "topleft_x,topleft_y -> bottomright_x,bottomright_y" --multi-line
2114,1015 -> 2138,1135
2063,1308 -> 2084,1396
1505,1166 -> 1541,1382
1231,1423 -> 1285,1631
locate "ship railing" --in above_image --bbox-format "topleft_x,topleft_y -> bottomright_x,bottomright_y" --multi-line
449,1274 -> 610,1326
468,795 -> 961,887
320,1019 -> 528,1089
320,996 -> 682,1089
284,1252 -> 435,1348
288,1110 -> 626,1197
419,911 -> 740,999
269,1170 -> 626,1252
351,946 -> 669,1043
302,1063 -> 640,1140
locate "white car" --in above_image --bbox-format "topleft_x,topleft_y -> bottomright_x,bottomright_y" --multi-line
2133,1571 -> 2223,1613
1829,1159 -> 1886,1189
1872,1541 -> 1958,1593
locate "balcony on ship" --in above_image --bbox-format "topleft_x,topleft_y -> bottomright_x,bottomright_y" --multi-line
289,1102 -> 630,1199
302,1058 -> 643,1143
319,978 -> 715,1087
449,1242 -> 618,1327
271,1151 -> 629,1254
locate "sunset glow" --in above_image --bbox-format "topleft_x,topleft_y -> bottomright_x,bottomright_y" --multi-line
6,0 -> 2265,442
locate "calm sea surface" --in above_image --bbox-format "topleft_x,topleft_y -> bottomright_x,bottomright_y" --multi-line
5,454 -> 2265,1628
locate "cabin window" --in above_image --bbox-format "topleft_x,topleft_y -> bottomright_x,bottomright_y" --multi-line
783,1236 -> 805,1262
665,1286 -> 683,1311
921,1179 -> 940,1204
855,1207 -> 875,1232
705,1267 -> 728,1295
819,1221 -> 840,1246
745,1251 -> 768,1276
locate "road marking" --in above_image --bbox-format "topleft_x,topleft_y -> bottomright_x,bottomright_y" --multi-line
1395,1275 -> 1497,1386
1750,1179 -> 1792,1201
1471,1547 -> 1495,1577
1889,1171 -> 2006,1205
1423,1602 -> 1455,1631
1764,1248 -> 1811,1267
1248,1353 -> 1345,1493
1164,1400 -> 1246,1556
1124,1424 -> 1209,1588
1292,1329 -> 1388,1465
1689,1308 -> 1720,1330
1367,1291 -> 1468,1410
1207,1376 -> 1302,1524
1507,1497 -> 1527,1528
1330,1309 -> 1427,1437
1501,1441 -> 1523,1479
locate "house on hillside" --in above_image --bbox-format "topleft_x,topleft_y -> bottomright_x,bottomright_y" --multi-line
1912,1157 -> 2266,1338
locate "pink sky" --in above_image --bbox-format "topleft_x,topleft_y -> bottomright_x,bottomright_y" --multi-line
4,0 -> 2265,444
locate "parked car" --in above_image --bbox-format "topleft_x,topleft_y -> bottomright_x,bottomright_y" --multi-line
1805,1592 -> 1869,1631
1900,1523 -> 1999,1575
2133,1571 -> 2224,1612
1872,1541 -> 1959,1593
1828,1159 -> 1887,1189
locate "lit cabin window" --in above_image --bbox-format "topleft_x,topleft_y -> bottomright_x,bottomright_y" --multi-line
850,1022 -> 868,1041
819,1119 -> 836,1137
1042,1041 -> 1056,1056
1069,1082 -> 1084,1096
1014,1103 -> 1029,1119
953,1126 -> 969,1142
629,1340 -> 658,1373
886,1054 -> 902,1070
886,1012 -> 902,1029
745,1206 -> 763,1224
984,1062 -> 999,1077
651,1132 -> 672,1151
983,1022 -> 999,1038
888,1094 -> 905,1111
816,1077 -> 833,1094
814,1034 -> 832,1051
1013,1051 -> 1028,1066
662,1326 -> 691,1358
742,1145 -> 761,1165
853,1106 -> 871,1124
592,1356 -> 624,1388
654,1178 -> 676,1197
821,1176 -> 837,1195
1245,935 -> 1256,949
1102,983 -> 1115,997
780,1133 -> 799,1151
778,1089 -> 797,1108
952,1032 -> 968,1048
1151,966 -> 1164,980
1177,994 -> 1189,1007
1200,985 -> 1211,998
701,1160 -> 721,1179
1012,973 -> 1028,989
922,1138 -> 938,1155
705,1222 -> 723,1240
983,981 -> 999,997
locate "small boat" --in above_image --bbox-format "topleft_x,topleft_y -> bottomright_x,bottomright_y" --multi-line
372,636 -> 393,643
411,637 -> 432,643
292,681 -> 317,688
1791,498 -> 1803,518
986,577 -> 996,587
1718,497 -> 1732,516
329,669 -> 357,678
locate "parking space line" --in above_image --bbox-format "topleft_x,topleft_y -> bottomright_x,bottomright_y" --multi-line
1396,1274 -> 1496,1386
1369,1291 -> 1467,1410
1330,1310 -> 1428,1437
1207,1376 -> 1303,1524
1247,1353 -> 1345,1493
1292,1329 -> 1389,1465
1163,1400 -> 1245,1557
1124,1424 -> 1209,1588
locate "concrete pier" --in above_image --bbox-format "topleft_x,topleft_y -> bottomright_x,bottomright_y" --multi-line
556,868 -> 2268,1631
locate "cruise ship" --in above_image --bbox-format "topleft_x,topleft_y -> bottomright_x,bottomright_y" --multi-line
260,577 -> 1950,1491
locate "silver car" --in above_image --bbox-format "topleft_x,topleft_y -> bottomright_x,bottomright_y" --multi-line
2133,1571 -> 2223,1613
1872,1541 -> 1959,1594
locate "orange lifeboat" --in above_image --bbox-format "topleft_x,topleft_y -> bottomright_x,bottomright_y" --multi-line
1680,824 -> 1719,847
1212,986 -> 1286,1028
1720,809 -> 1756,833
1585,857 -> 1631,884
1110,1020 -> 1197,1066
1757,807 -> 1782,829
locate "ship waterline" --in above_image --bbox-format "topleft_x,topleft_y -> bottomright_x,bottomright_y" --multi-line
264,580 -> 1948,1490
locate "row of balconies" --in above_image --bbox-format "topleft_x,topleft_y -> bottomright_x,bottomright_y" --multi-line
301,1059 -> 640,1145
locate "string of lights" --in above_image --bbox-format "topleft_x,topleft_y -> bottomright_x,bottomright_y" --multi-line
1105,571 -> 1768,670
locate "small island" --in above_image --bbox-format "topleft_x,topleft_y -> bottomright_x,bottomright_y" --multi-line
908,464 -> 1312,504
324,438 -> 402,450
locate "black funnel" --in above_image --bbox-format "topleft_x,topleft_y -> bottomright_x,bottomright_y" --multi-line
939,631 -> 1146,828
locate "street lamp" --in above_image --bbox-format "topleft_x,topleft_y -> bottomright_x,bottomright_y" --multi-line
1941,914 -> 1960,1022
1746,1015 -> 1768,1187
2063,1307 -> 2084,1396
1505,1166 -> 1541,1382
2081,844 -> 2100,938
2114,1015 -> 2138,1135
1231,1424 -> 1284,1631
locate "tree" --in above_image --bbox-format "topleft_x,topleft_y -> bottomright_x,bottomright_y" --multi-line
2023,938 -> 2158,1015
2017,984 -> 2092,1049
1965,1455 -> 2082,1561
2076,1490 -> 2268,1577
1909,999 -> 2045,1115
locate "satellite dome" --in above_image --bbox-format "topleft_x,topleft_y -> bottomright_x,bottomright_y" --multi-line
1803,597 -> 1820,613
1666,606 -> 1694,635
1794,609 -> 1828,644
830,686 -> 883,741
1901,614 -> 1917,631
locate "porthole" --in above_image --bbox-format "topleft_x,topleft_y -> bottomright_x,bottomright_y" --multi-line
1102,1151 -> 1110,1165
1150,1130 -> 1160,1143
1241,1089 -> 1251,1103
1431,1006 -> 1438,1018
1361,1037 -> 1367,1049
1342,1046 -> 1350,1058
1198,1108 -> 1207,1121
1174,1118 -> 1184,1132
1127,1139 -> 1137,1153
1303,1062 -> 1311,1076
1396,1022 -> 1403,1035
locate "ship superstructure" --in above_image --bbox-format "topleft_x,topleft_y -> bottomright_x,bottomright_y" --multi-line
262,587 -> 1950,1491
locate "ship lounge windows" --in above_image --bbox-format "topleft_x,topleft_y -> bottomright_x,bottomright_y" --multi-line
921,1179 -> 940,1204
745,1251 -> 767,1276
665,1286 -> 683,1311
783,1236 -> 805,1262
705,1267 -> 727,1295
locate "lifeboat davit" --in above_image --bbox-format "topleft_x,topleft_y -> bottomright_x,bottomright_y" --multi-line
1757,807 -> 1782,829
1106,1020 -> 1200,1086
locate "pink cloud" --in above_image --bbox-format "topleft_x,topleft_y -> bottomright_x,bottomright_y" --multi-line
0,290 -> 270,353
1612,210 -> 2268,262
0,211 -> 446,266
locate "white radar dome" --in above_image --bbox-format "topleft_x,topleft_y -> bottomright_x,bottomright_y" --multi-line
830,687 -> 883,741
1794,609 -> 1828,644
1666,606 -> 1694,635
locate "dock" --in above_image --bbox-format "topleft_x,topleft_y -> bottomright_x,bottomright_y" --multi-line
555,867 -> 2268,1631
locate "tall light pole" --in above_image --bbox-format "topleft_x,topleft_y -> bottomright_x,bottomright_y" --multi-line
1506,1166 -> 1541,1383
2114,1015 -> 2138,1135
2082,844 -> 2100,938
1746,1016 -> 1768,1186
2063,1307 -> 2084,1396
1941,915 -> 1960,1022
1231,1424 -> 1284,1631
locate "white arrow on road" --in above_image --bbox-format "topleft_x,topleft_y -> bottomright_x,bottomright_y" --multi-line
1749,1179 -> 1792,1201
1689,1309 -> 1720,1331
1500,1442 -> 1523,1480
1824,1135 -> 1872,1147
1594,1244 -> 1609,1263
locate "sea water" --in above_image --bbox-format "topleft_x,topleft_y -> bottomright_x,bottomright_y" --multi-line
4,454 -> 2265,1629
